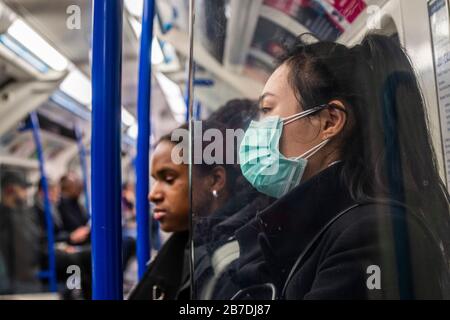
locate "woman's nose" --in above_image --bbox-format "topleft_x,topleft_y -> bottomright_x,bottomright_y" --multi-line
149,182 -> 163,203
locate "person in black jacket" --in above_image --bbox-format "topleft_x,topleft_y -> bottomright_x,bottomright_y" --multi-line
0,171 -> 41,294
34,179 -> 92,299
34,179 -> 69,244
222,34 -> 450,300
58,173 -> 90,245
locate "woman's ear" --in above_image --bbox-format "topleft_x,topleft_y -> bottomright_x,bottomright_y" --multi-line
320,100 -> 347,139
209,166 -> 227,195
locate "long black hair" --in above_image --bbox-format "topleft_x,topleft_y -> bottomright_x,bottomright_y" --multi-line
277,34 -> 450,262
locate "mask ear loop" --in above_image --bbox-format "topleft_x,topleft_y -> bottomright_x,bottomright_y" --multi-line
283,104 -> 328,126
283,104 -> 329,160
294,139 -> 330,160
287,103 -> 345,160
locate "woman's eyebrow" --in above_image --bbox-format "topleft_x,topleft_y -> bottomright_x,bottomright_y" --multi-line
156,168 -> 177,178
258,92 -> 276,106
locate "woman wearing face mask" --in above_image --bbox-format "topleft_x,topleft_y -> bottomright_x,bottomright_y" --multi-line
228,34 -> 450,300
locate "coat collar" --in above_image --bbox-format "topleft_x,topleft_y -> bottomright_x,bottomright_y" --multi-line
236,162 -> 356,278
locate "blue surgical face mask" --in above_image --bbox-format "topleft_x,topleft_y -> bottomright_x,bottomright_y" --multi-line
239,106 -> 330,199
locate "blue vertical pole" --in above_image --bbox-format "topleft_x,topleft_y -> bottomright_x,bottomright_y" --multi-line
135,0 -> 156,280
75,125 -> 91,219
29,112 -> 57,293
91,0 -> 124,300
194,100 -> 202,120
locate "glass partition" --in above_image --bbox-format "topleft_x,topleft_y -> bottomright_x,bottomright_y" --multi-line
189,0 -> 450,300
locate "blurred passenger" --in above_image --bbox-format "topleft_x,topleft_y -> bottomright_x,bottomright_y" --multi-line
0,171 -> 41,294
34,179 -> 68,243
121,182 -> 136,270
122,182 -> 136,231
224,34 -> 450,299
34,179 -> 92,300
58,173 -> 90,245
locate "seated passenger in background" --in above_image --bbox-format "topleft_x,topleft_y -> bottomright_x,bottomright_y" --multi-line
34,179 -> 69,243
0,171 -> 41,294
122,182 -> 136,233
58,173 -> 90,245
34,179 -> 92,300
121,182 -> 136,271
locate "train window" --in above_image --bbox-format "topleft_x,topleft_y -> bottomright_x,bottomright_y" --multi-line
1,0 -> 450,301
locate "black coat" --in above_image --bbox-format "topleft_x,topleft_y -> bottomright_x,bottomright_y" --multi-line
0,204 -> 42,294
128,231 -> 189,300
58,197 -> 89,233
192,191 -> 274,299
34,198 -> 70,245
222,163 -> 449,300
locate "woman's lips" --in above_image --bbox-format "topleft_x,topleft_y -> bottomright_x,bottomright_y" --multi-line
153,210 -> 167,221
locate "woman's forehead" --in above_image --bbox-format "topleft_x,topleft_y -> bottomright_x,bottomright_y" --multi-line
152,141 -> 186,172
263,64 -> 292,97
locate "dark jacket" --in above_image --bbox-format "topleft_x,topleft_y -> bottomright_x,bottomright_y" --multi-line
34,197 -> 70,245
58,197 -> 89,233
222,163 -> 449,300
128,231 -> 189,300
0,204 -> 42,294
195,191 -> 274,248
193,191 -> 274,299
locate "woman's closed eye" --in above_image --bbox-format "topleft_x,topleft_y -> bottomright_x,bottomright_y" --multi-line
156,169 -> 178,185
164,175 -> 176,184
260,107 -> 271,115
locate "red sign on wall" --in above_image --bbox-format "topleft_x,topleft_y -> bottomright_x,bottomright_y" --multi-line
263,0 -> 367,40
326,0 -> 367,23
